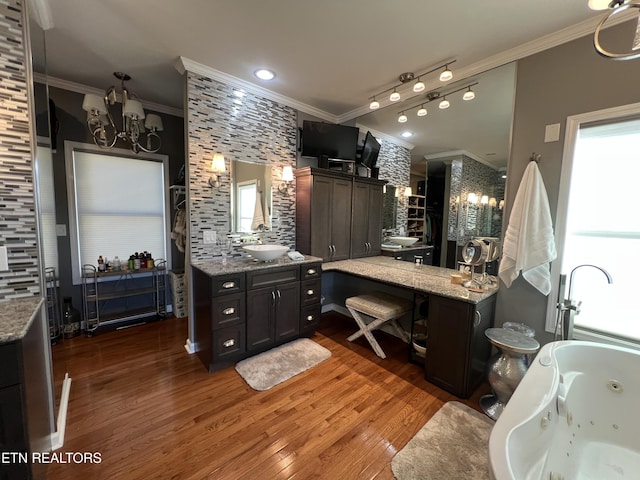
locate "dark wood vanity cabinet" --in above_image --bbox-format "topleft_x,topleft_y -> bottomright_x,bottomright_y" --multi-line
424,294 -> 495,398
193,262 -> 322,372
351,178 -> 384,258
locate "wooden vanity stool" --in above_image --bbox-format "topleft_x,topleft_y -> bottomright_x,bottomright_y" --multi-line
345,292 -> 412,359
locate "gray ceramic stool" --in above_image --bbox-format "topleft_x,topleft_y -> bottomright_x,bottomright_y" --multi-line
480,327 -> 540,420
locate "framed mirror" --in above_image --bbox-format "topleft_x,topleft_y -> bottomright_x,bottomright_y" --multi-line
230,160 -> 272,233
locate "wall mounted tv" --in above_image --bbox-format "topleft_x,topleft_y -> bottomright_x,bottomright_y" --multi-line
359,131 -> 381,169
301,121 -> 359,161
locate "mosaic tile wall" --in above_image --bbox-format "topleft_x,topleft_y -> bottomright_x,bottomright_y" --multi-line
448,155 -> 504,245
185,73 -> 298,261
0,0 -> 41,299
377,141 -> 411,234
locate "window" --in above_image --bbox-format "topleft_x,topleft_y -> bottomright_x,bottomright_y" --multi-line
66,143 -> 169,284
548,106 -> 640,348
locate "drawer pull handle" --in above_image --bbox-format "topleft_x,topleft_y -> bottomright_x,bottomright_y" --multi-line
223,307 -> 235,315
223,339 -> 235,348
222,281 -> 236,289
306,315 -> 314,322
307,268 -> 316,275
306,289 -> 314,295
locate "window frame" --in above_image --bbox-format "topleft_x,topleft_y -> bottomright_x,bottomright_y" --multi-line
65,141 -> 171,285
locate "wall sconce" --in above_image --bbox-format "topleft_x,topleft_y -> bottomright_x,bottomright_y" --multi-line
278,165 -> 294,195
404,186 -> 413,197
208,154 -> 226,188
480,195 -> 489,206
466,193 -> 478,205
489,197 -> 497,208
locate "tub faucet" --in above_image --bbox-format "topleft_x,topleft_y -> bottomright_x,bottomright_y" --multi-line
557,264 -> 613,340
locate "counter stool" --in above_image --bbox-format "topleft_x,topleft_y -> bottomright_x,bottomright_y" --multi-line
480,327 -> 540,420
346,292 -> 412,359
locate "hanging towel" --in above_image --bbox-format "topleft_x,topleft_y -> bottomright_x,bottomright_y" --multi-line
171,209 -> 187,253
498,161 -> 557,295
251,191 -> 270,231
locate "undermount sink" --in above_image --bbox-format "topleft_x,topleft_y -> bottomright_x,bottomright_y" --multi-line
243,244 -> 289,262
388,236 -> 419,247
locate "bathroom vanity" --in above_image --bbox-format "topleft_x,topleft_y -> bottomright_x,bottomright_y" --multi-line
191,255 -> 323,372
323,256 -> 497,398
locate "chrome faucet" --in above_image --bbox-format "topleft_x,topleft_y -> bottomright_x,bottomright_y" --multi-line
556,264 -> 613,340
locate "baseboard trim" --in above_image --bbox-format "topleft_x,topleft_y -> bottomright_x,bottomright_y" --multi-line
184,338 -> 196,354
51,373 -> 72,451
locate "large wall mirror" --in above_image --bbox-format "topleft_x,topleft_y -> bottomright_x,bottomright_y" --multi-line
230,160 -> 272,233
357,62 -> 515,266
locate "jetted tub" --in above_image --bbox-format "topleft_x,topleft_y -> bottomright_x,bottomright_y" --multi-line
489,340 -> 640,480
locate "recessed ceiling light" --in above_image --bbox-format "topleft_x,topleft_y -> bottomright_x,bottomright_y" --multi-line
254,69 -> 275,81
401,131 -> 414,138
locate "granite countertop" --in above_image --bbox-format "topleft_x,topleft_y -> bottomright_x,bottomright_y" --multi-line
0,297 -> 45,344
192,254 -> 323,276
323,256 -> 498,304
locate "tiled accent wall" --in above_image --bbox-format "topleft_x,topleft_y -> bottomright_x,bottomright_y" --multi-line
377,141 -> 411,234
185,73 -> 298,261
448,155 -> 505,244
0,0 -> 40,299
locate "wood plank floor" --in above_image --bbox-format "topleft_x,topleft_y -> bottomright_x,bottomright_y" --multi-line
46,312 -> 492,480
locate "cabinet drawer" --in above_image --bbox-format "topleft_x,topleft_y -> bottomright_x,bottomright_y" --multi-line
212,324 -> 246,363
212,293 -> 245,330
0,343 -> 19,389
211,273 -> 245,295
300,279 -> 322,306
301,263 -> 321,280
247,266 -> 299,290
300,304 -> 322,335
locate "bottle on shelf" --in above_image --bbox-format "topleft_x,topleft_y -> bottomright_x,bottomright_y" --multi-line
98,255 -> 105,272
134,252 -> 141,270
113,256 -> 121,271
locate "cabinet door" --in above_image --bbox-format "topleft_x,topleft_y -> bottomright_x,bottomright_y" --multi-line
246,286 -> 276,352
366,183 -> 383,254
424,295 -> 473,398
310,175 -> 333,260
275,282 -> 300,341
330,178 -> 353,260
350,182 -> 370,258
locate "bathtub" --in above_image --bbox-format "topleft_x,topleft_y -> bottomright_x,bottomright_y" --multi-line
489,340 -> 640,480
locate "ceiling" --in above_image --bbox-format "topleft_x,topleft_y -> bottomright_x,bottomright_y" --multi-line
30,1 -> 612,171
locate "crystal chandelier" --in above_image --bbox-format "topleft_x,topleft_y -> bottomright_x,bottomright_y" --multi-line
82,72 -> 163,153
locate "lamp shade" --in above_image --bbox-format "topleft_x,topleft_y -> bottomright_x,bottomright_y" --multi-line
211,154 -> 226,173
123,99 -> 145,119
282,165 -> 294,182
404,186 -> 412,196
82,94 -> 107,115
481,195 -> 489,205
588,0 -> 611,9
144,114 -> 163,132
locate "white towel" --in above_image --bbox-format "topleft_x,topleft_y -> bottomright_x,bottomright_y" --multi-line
498,161 -> 557,295
250,191 -> 270,231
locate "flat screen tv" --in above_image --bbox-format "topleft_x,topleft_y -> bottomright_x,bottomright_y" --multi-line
301,121 -> 359,161
359,131 -> 381,169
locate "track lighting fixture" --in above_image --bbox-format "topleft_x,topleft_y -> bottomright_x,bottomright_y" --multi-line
463,86 -> 476,101
395,82 -> 478,123
439,64 -> 453,82
368,60 -> 456,110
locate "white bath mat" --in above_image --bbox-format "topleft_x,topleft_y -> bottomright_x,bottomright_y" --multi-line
392,401 -> 494,480
235,338 -> 331,391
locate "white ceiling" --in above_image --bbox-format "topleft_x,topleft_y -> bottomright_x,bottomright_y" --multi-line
30,1 -> 615,170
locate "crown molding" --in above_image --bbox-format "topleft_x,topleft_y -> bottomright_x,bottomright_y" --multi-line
33,73 -> 184,117
338,12 -> 630,123
176,56 -> 338,123
355,123 -> 415,150
425,149 -> 500,170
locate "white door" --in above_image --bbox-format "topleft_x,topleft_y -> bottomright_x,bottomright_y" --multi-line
546,102 -> 640,349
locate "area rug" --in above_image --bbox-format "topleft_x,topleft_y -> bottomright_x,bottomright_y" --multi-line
235,338 -> 331,391
391,401 -> 494,480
